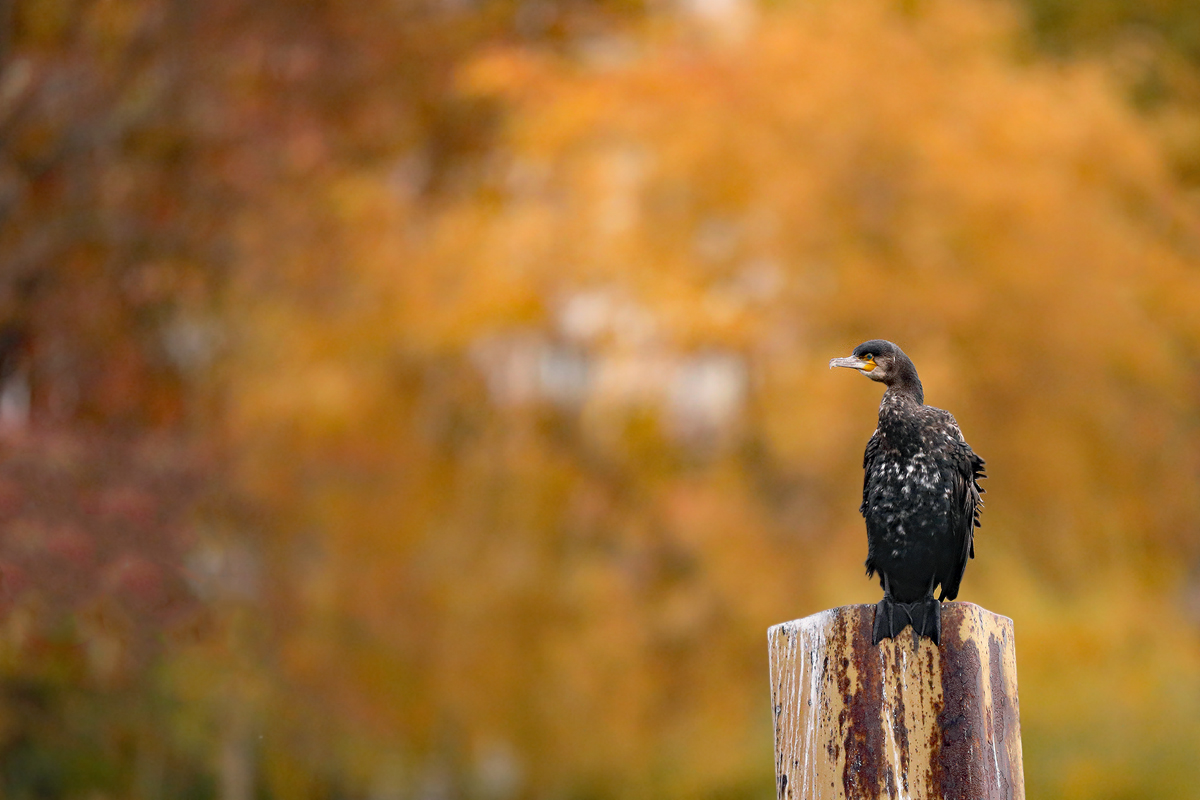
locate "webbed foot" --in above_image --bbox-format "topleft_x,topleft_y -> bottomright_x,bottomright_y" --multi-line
872,595 -> 941,646
913,596 -> 941,645
872,595 -> 900,645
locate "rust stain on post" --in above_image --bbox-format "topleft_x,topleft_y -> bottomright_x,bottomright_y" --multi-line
769,602 -> 1024,800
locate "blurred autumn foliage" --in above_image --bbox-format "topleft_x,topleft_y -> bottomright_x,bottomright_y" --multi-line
3,0 -> 1200,798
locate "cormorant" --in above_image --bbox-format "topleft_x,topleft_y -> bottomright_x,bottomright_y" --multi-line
829,340 -> 985,645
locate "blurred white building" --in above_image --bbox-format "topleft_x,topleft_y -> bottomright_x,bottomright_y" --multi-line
471,289 -> 747,445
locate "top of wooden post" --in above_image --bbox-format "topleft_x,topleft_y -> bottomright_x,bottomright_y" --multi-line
768,602 -> 1024,800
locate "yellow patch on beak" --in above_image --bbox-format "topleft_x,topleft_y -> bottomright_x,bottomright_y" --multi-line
828,355 -> 876,372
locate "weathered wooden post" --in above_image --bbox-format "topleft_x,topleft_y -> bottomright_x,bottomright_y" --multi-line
768,602 -> 1024,800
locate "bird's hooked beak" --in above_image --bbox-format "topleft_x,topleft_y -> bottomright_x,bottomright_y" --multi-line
829,356 -> 875,372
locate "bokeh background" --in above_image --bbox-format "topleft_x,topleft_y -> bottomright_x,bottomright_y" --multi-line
2,0 -> 1200,797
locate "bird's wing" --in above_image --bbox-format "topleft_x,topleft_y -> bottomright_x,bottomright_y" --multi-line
860,428 -> 881,516
932,410 -> 986,600
943,411 -> 986,524
861,428 -> 882,577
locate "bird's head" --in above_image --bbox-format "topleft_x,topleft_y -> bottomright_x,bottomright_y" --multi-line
829,340 -> 922,400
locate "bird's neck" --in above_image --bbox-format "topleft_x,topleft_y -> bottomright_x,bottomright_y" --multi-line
878,384 -> 924,438
883,372 -> 923,405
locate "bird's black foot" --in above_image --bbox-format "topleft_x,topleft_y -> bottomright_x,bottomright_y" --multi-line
913,595 -> 941,645
872,595 -> 941,645
872,595 -> 898,645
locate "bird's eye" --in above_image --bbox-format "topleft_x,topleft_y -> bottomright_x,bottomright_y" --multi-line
863,354 -> 874,361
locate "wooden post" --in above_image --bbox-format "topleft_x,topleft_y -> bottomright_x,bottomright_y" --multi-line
768,602 -> 1024,800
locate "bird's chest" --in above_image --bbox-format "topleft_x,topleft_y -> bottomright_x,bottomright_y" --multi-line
865,430 -> 951,523
868,450 -> 943,497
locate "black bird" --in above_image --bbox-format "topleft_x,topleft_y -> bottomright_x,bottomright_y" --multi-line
829,340 -> 985,645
